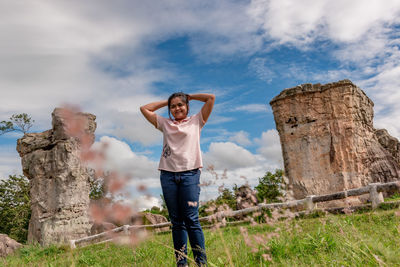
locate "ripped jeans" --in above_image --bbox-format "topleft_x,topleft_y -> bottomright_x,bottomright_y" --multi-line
160,169 -> 207,266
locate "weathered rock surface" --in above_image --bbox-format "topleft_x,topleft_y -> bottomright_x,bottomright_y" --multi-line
235,184 -> 258,209
270,80 -> 400,200
90,222 -> 117,235
142,213 -> 169,232
375,129 -> 400,165
0,234 -> 22,257
16,108 -> 96,246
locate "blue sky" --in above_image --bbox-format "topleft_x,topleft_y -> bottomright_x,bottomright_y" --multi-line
1,0 -> 400,208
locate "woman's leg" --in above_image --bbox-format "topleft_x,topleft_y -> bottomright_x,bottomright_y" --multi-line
179,169 -> 207,266
160,170 -> 188,265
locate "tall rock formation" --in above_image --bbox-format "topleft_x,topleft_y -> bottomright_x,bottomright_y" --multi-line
270,80 -> 400,200
16,108 -> 96,246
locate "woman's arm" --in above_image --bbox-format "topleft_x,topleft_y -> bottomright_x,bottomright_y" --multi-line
189,93 -> 215,123
140,100 -> 168,127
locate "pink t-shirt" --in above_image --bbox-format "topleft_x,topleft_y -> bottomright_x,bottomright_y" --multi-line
156,112 -> 205,172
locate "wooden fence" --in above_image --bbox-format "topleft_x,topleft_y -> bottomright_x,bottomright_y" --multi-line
69,181 -> 400,248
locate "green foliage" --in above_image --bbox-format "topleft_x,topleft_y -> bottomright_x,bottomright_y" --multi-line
199,188 -> 237,217
215,188 -> 237,210
0,113 -> 34,135
198,202 -> 210,218
255,169 -> 285,203
0,175 -> 31,243
89,178 -> 106,200
385,192 -> 400,201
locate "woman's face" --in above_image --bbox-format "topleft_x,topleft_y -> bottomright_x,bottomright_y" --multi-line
170,96 -> 188,121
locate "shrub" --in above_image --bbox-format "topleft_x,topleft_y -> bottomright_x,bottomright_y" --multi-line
255,169 -> 285,203
0,175 -> 31,243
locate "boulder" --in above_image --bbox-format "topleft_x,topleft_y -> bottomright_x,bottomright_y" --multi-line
270,80 -> 400,201
90,222 -> 117,235
142,213 -> 169,232
0,234 -> 22,257
16,108 -> 96,246
235,184 -> 258,210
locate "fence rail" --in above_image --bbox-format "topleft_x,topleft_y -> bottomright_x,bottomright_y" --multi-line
70,180 -> 400,248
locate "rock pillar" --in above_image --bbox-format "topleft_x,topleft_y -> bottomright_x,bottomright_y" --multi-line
16,108 -> 96,246
270,80 -> 400,200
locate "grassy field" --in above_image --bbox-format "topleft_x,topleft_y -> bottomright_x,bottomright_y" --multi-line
2,208 -> 400,267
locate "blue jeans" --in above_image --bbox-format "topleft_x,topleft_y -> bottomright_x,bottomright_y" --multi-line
160,169 -> 207,266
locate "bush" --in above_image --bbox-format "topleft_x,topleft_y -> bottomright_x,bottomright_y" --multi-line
255,169 -> 285,203
215,188 -> 237,210
0,175 -> 31,243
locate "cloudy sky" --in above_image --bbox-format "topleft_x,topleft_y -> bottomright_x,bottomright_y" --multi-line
1,0 -> 400,207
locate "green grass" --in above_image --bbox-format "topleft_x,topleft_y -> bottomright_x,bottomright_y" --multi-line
385,192 -> 400,201
3,209 -> 400,267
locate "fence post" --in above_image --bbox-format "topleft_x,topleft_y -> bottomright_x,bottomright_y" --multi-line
69,240 -> 76,249
123,225 -> 129,235
305,195 -> 315,211
369,183 -> 383,209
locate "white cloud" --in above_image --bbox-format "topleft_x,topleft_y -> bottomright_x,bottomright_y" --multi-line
232,104 -> 270,113
205,114 -> 235,125
101,110 -> 164,146
248,57 -> 276,83
0,145 -> 22,179
254,129 -> 283,167
203,142 -> 257,170
181,1 -> 262,59
332,30 -> 389,66
228,131 -> 252,146
248,0 -> 326,45
91,136 -> 159,181
200,135 -> 284,200
129,195 -> 162,211
362,65 -> 400,139
311,69 -> 353,84
324,0 -> 400,42
199,165 -> 267,201
0,0 -> 262,146
3,0 -> 397,148
248,0 -> 400,45
203,129 -> 283,169
246,0 -> 400,140
0,0 -> 170,137
199,130 -> 285,201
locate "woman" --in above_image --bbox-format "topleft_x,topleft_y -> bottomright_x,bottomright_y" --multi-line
140,92 -> 215,266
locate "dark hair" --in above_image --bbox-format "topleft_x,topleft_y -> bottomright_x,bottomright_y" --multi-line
168,92 -> 189,120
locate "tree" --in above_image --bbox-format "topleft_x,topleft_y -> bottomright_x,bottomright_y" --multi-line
0,175 -> 31,243
198,187 -> 238,217
0,113 -> 34,135
215,188 -> 237,211
255,169 -> 285,203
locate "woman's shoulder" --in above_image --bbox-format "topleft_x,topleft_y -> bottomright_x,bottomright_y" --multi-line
191,111 -> 205,127
156,114 -> 172,130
